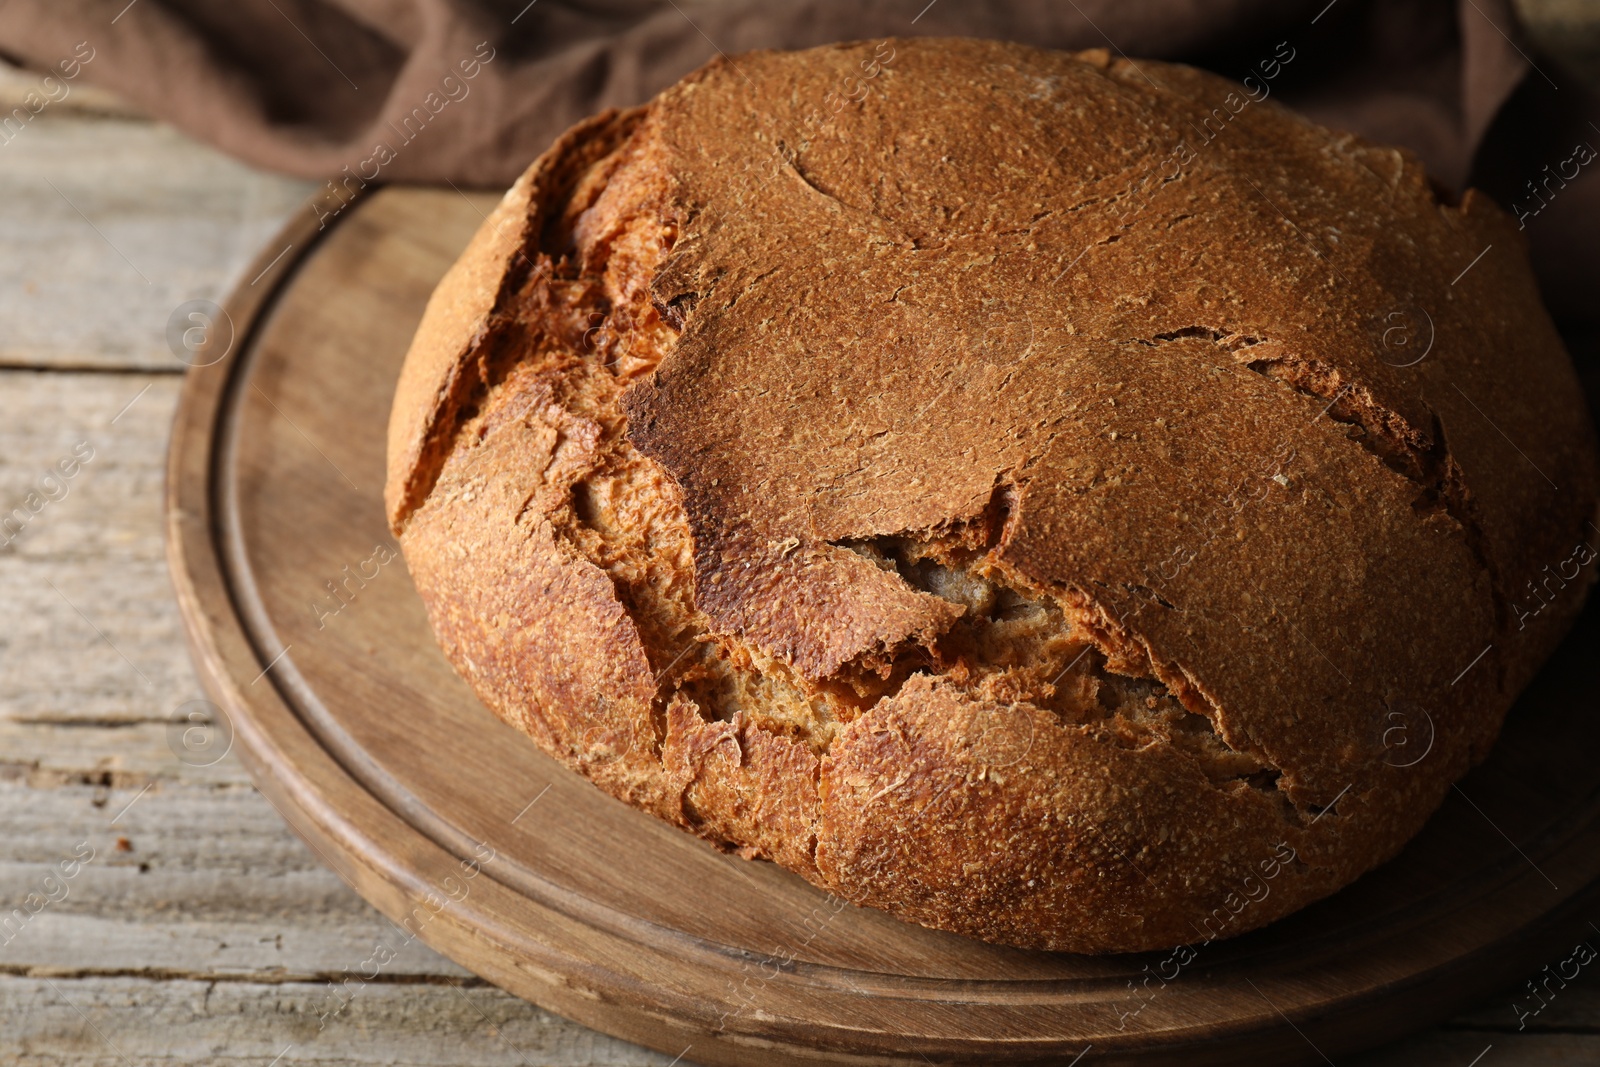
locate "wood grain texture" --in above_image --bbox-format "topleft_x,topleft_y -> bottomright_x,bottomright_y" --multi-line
0,976 -> 679,1067
162,170 -> 1600,1064
0,778 -> 445,977
0,372 -> 194,720
0,370 -> 285,788
0,113 -> 314,371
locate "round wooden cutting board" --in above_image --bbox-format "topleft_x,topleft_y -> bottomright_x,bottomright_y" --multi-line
166,185 -> 1600,1066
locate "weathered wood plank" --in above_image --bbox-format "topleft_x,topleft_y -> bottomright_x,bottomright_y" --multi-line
0,776 -> 678,1064
0,975 -> 680,1066
0,372 -> 201,724
0,778 -> 469,977
0,721 -> 250,788
0,116 -> 314,371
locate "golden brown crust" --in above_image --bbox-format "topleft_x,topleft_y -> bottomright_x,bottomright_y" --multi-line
384,106 -> 648,534
387,39 -> 1600,952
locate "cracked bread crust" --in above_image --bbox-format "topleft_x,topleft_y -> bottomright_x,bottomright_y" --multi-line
385,39 -> 1600,953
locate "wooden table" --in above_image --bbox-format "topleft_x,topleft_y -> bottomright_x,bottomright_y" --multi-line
2,46 -> 1598,1067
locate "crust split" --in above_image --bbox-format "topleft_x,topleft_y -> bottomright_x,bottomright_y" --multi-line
387,39 -> 1599,952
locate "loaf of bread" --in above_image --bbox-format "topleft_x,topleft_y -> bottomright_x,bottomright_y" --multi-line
384,38 -> 1599,952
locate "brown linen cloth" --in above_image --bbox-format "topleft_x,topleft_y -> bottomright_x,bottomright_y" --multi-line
0,0 -> 1594,319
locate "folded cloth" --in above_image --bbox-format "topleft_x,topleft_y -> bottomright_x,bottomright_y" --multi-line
0,0 -> 1595,319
